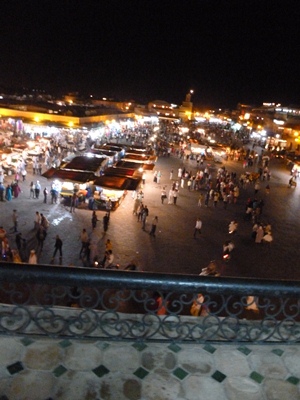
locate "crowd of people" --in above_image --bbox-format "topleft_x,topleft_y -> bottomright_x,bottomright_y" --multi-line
0,121 -> 281,273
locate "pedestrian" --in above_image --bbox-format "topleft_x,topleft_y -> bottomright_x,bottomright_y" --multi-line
40,213 -> 50,230
5,185 -> 12,201
43,187 -> 48,204
0,183 -> 4,201
34,211 -> 41,230
101,239 -> 112,266
156,171 -> 162,184
12,249 -> 22,263
21,169 -> 27,181
222,192 -> 228,209
213,192 -> 219,207
141,205 -> 149,230
173,189 -> 178,205
104,250 -> 114,269
15,232 -> 22,252
79,228 -> 89,257
30,182 -> 35,199
168,189 -> 173,204
15,172 -> 20,184
35,180 -> 41,199
170,169 -> 173,180
137,202 -> 144,222
91,211 -> 98,229
133,198 -> 140,215
254,180 -> 260,195
12,209 -> 18,233
36,226 -> 46,250
204,191 -> 209,207
193,218 -> 202,238
103,213 -> 109,232
13,182 -> 21,198
52,235 -> 63,259
50,187 -> 58,204
149,216 -> 158,237
198,193 -> 203,207
105,199 -> 112,216
255,225 -> 264,244
142,171 -> 146,185
161,187 -> 167,204
28,249 -> 37,264
70,193 -> 77,212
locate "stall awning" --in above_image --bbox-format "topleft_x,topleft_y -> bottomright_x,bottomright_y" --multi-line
93,175 -> 141,191
42,168 -> 95,183
104,167 -> 142,178
115,161 -> 155,171
61,156 -> 107,172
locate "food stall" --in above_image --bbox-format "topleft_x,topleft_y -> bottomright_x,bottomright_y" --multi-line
42,168 -> 95,204
88,149 -> 118,165
92,175 -> 141,210
93,144 -> 125,160
60,155 -> 108,176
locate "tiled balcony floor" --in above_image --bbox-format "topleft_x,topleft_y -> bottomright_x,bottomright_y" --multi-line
0,335 -> 299,399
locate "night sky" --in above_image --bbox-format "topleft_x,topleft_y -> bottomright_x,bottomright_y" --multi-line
0,0 -> 299,108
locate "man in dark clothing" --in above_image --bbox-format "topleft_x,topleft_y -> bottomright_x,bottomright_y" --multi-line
16,232 -> 22,252
52,235 -> 63,259
0,183 -> 4,201
141,205 -> 149,231
103,213 -> 109,232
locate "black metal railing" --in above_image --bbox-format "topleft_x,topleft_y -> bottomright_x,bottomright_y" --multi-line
0,262 -> 300,343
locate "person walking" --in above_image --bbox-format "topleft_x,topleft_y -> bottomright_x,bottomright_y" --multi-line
105,199 -> 112,216
149,216 -> 158,237
12,209 -> 18,233
161,187 -> 167,204
30,182 -> 35,199
70,193 -> 77,213
141,205 -> 149,230
5,185 -> 12,201
34,211 -> 41,230
193,218 -> 202,238
101,239 -> 113,266
213,191 -> 219,207
91,211 -> 98,229
43,188 -> 48,204
0,183 -> 4,201
21,169 -> 27,181
255,225 -> 264,244
173,189 -> 178,205
103,213 -> 109,233
15,232 -> 22,252
198,193 -> 203,207
79,228 -> 89,257
35,180 -> 41,199
28,249 -> 37,264
36,226 -> 46,250
52,235 -> 63,260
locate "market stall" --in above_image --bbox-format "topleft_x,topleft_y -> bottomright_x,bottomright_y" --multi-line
92,175 -> 141,210
60,155 -> 108,176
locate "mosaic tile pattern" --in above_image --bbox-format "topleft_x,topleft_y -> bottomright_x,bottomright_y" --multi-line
0,335 -> 299,399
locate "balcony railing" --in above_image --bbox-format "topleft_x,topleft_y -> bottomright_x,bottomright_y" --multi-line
0,263 -> 300,343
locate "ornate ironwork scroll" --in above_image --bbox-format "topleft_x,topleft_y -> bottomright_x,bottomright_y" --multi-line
0,263 -> 300,343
